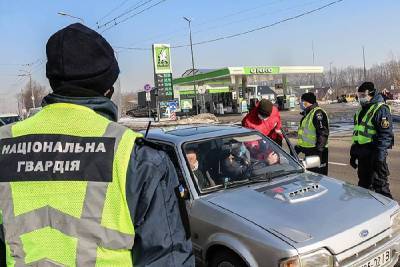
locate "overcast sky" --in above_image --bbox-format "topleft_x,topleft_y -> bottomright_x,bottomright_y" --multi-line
0,0 -> 399,113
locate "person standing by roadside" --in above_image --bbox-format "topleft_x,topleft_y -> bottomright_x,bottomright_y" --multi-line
0,23 -> 194,266
350,82 -> 394,199
242,99 -> 283,145
295,92 -> 330,175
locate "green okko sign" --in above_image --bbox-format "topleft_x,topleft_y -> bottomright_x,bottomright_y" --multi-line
244,66 -> 280,75
152,44 -> 172,74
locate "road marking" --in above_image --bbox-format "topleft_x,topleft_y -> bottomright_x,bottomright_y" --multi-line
329,161 -> 347,166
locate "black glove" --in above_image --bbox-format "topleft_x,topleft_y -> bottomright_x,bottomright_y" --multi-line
350,157 -> 358,169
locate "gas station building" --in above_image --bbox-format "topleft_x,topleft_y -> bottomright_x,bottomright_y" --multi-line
172,66 -> 324,114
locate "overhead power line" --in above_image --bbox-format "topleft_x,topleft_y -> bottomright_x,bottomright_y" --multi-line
115,0 -> 345,51
96,0 -> 132,24
0,59 -> 40,67
191,0 -> 325,36
101,0 -> 167,33
123,0 -> 286,48
98,0 -> 154,29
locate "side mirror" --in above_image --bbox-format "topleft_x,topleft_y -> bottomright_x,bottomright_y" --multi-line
301,155 -> 321,169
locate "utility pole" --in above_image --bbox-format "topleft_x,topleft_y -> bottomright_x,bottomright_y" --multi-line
114,51 -> 122,120
312,41 -> 316,90
29,73 -> 35,109
184,17 -> 199,115
329,61 -> 337,99
362,46 -> 367,81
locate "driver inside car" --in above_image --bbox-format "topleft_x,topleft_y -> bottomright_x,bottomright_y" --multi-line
221,142 -> 251,180
186,149 -> 216,189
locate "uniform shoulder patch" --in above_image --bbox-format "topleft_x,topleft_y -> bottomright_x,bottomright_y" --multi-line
381,118 -> 390,129
316,112 -> 323,121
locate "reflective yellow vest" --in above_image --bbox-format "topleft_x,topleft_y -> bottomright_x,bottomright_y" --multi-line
0,103 -> 141,266
297,107 -> 328,148
353,103 -> 386,144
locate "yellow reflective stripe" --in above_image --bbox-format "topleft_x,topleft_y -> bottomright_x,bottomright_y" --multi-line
81,122 -> 128,224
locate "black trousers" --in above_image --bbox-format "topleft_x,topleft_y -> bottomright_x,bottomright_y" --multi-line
358,154 -> 393,199
0,229 -> 5,267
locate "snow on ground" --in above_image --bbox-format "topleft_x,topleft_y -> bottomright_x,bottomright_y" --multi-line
119,113 -> 219,131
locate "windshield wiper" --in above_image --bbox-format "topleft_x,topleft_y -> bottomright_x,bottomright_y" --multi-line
223,178 -> 250,189
266,169 -> 303,180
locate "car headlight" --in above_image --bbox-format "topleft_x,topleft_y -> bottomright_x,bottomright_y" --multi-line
280,249 -> 333,267
391,211 -> 400,235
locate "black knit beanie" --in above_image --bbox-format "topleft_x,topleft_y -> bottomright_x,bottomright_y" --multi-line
258,99 -> 273,116
46,23 -> 119,96
301,92 -> 317,104
358,82 -> 376,96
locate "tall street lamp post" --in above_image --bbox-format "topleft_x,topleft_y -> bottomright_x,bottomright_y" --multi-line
57,12 -> 85,24
183,16 -> 199,115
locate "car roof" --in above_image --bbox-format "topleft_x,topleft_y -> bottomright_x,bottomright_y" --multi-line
144,124 -> 255,145
0,113 -> 20,118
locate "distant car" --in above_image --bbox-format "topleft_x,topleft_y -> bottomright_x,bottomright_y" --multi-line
145,125 -> 400,267
126,107 -> 157,119
0,113 -> 22,125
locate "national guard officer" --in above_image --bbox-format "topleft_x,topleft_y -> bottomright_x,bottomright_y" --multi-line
295,92 -> 330,175
350,82 -> 394,199
0,23 -> 194,266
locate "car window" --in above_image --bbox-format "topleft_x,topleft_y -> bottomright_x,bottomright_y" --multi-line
155,142 -> 186,183
183,132 -> 303,193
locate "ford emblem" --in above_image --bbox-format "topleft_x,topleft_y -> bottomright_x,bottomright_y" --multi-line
359,230 -> 369,238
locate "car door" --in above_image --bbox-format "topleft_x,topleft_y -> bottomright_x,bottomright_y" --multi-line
149,141 -> 192,230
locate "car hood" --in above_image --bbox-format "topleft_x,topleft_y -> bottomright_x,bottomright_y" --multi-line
207,172 -> 397,254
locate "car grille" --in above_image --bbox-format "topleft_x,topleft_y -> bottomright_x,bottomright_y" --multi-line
337,233 -> 400,267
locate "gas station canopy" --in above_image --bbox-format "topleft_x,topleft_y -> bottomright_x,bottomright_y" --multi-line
173,66 -> 324,85
172,66 -> 324,114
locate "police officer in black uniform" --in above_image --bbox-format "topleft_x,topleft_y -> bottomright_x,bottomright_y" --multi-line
350,82 -> 394,199
295,92 -> 330,175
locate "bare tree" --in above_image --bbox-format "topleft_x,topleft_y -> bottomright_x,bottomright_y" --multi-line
120,92 -> 138,115
18,80 -> 49,111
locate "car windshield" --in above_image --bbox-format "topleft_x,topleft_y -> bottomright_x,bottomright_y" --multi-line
183,132 -> 303,193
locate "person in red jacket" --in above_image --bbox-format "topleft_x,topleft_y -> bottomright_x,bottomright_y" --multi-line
242,99 -> 283,145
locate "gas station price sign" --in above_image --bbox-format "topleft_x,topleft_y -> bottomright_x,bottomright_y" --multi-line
155,73 -> 174,101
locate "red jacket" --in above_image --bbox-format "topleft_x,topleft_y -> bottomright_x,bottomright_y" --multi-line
242,104 -> 283,144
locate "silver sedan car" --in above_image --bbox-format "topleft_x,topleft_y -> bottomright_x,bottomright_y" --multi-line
145,125 -> 400,267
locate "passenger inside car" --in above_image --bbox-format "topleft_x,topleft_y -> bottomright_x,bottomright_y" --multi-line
245,139 -> 280,166
185,149 -> 216,189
